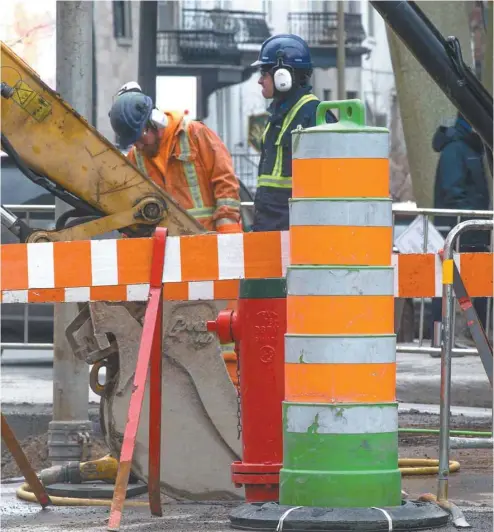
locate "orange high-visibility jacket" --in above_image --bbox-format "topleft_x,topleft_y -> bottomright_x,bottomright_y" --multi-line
128,111 -> 242,233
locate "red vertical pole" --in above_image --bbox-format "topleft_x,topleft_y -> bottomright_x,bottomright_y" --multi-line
107,228 -> 167,532
148,290 -> 163,515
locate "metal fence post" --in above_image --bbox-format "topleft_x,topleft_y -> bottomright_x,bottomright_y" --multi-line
438,218 -> 494,501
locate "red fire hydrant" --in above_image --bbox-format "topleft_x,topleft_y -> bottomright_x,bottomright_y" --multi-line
207,278 -> 286,503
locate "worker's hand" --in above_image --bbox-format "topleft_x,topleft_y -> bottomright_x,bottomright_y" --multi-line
438,248 -> 444,261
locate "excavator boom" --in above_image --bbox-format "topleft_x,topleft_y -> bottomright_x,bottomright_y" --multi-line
1,41 -> 204,241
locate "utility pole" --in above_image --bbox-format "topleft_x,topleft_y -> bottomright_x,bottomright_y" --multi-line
49,0 -> 94,466
138,1 -> 158,103
337,1 -> 346,100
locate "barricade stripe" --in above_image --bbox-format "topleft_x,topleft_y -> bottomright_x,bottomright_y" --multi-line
292,159 -> 389,198
65,287 -> 90,302
291,226 -> 393,266
287,295 -> 394,335
213,279 -> 240,300
90,240 -> 118,286
117,239 -> 153,285
29,288 -> 64,303
391,254 -> 399,296
126,284 -> 149,301
285,363 -> 396,403
28,242 -> 54,289
293,131 -> 389,159
397,253 -> 435,297
285,335 -> 396,364
189,281 -> 214,300
287,267 -> 393,296
90,285 -> 127,301
180,234 -> 219,282
285,403 -> 398,434
218,233 -> 245,279
163,237 -> 182,282
460,252 -> 493,297
1,243 -> 28,290
434,254 -> 442,298
244,231 -> 283,278
2,289 -> 28,303
289,199 -> 392,227
163,281 -> 189,301
54,241 -> 92,288
1,237 -> 492,298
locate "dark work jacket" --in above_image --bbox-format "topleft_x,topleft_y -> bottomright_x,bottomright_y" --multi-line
253,87 -> 337,232
432,123 -> 490,250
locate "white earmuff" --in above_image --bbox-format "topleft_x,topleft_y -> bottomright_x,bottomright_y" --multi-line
274,68 -> 293,92
150,108 -> 168,129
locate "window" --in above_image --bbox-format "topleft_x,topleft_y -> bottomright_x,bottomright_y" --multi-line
323,89 -> 332,101
113,1 -> 133,44
346,90 -> 358,99
368,5 -> 375,38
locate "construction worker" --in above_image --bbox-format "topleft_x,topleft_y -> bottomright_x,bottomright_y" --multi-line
251,34 -> 337,231
108,82 -> 242,233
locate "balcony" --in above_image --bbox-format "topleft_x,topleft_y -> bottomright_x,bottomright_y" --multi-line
288,12 -> 370,68
157,8 -> 270,65
157,8 -> 270,118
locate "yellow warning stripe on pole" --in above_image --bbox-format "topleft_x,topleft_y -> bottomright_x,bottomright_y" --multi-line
442,259 -> 454,285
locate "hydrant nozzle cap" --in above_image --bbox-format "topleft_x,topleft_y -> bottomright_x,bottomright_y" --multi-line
206,320 -> 217,332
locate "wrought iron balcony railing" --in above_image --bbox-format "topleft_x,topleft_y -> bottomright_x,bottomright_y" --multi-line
288,12 -> 366,48
157,8 -> 270,66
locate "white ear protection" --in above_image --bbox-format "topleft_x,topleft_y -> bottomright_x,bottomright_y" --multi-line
149,108 -> 168,129
274,68 -> 293,92
272,50 -> 293,92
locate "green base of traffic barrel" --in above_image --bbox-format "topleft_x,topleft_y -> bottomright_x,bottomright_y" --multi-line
280,402 -> 401,508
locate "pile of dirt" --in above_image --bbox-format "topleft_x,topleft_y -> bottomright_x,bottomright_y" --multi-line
1,432 -> 110,480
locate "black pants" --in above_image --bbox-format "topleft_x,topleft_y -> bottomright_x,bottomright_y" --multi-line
252,186 -> 291,232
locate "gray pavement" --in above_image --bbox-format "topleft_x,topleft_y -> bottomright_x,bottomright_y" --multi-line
0,481 -> 492,532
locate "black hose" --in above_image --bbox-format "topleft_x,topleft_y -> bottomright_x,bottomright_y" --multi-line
1,133 -> 102,218
371,0 -> 493,152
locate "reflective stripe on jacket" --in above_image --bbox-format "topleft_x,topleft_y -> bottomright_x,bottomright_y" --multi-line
129,111 -> 241,232
257,93 -> 319,189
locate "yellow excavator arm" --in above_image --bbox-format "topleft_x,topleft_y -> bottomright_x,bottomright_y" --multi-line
1,41 -> 204,241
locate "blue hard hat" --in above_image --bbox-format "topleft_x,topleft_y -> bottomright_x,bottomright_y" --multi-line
455,114 -> 472,133
251,34 -> 312,70
109,92 -> 153,148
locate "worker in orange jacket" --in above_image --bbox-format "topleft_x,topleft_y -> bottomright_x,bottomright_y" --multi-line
109,83 -> 240,383
108,82 -> 242,233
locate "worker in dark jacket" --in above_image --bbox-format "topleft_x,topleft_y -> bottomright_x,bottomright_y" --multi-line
251,34 -> 337,231
431,114 -> 491,345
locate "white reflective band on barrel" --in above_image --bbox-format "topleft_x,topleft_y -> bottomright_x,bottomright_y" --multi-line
285,404 -> 398,434
287,267 -> 394,296
292,131 -> 389,159
285,335 -> 396,364
289,200 -> 392,227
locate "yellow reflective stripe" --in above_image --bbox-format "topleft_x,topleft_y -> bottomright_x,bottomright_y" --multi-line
269,94 -> 319,183
262,122 -> 271,143
178,121 -> 204,209
258,175 -> 292,188
134,147 -> 148,177
216,218 -> 239,227
216,198 -> 241,209
187,207 -> 215,218
275,94 -> 318,146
